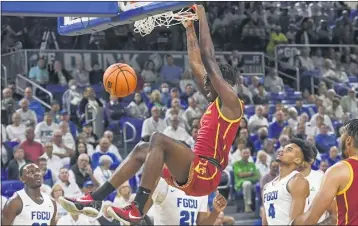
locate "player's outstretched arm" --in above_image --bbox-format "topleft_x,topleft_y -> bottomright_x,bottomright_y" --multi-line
183,20 -> 206,96
292,162 -> 349,225
196,5 -> 242,118
1,194 -> 22,225
287,173 -> 310,223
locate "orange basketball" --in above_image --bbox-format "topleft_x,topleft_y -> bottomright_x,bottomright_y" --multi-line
103,63 -> 137,97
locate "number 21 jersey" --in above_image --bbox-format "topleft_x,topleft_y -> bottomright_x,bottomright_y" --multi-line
262,171 -> 299,225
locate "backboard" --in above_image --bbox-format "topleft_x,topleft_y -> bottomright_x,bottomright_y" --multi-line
57,2 -> 194,36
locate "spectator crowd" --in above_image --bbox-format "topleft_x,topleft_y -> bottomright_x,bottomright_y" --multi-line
1,1 -> 358,225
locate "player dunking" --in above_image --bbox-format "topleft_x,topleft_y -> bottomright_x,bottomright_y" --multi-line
292,119 -> 358,225
2,163 -> 57,225
262,138 -> 314,225
296,145 -> 337,225
58,4 -> 243,224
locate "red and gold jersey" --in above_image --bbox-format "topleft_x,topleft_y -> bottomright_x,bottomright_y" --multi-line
336,157 -> 358,225
194,98 -> 243,169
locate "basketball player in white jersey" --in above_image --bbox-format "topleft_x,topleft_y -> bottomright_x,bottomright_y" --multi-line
296,147 -> 337,225
108,178 -> 227,225
262,138 -> 314,225
2,163 -> 57,225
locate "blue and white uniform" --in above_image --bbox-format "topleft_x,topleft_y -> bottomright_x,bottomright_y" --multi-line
262,171 -> 299,225
12,189 -> 54,226
148,178 -> 208,225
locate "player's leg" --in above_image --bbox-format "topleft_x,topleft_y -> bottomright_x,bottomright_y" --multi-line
109,132 -> 196,223
58,142 -> 150,215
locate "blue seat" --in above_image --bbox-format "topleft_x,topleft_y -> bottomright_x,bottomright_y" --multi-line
268,105 -> 276,114
268,92 -> 279,100
267,114 -> 273,122
334,84 -> 349,96
278,92 -> 286,100
250,134 -> 258,143
244,105 -> 255,117
282,99 -> 296,105
3,141 -> 20,148
2,180 -> 24,198
349,76 -> 358,83
268,100 -> 279,104
293,91 -> 302,99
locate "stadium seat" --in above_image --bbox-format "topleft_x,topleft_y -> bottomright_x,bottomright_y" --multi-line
1,180 -> 24,198
349,76 -> 358,83
250,134 -> 258,143
4,141 -> 20,148
255,182 -> 261,217
268,105 -> 276,114
244,105 -> 255,117
282,99 -> 296,105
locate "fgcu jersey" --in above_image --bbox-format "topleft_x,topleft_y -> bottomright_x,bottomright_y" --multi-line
149,178 -> 208,225
262,171 -> 299,225
12,189 -> 54,226
194,98 -> 242,169
336,157 -> 358,225
304,170 -> 329,223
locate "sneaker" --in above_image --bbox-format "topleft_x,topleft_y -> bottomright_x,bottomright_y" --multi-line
58,195 -> 102,218
107,202 -> 143,224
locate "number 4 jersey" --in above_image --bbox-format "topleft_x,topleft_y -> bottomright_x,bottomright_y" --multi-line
147,178 -> 208,225
12,189 -> 54,226
262,171 -> 299,225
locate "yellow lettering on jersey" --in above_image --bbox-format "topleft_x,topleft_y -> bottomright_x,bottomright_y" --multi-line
194,161 -> 208,175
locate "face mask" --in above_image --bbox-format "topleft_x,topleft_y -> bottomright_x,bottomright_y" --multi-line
162,88 -> 169,93
143,87 -> 151,93
70,85 -> 76,90
134,97 -> 141,102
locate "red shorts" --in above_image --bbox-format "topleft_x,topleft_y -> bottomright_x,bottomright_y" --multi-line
161,155 -> 222,196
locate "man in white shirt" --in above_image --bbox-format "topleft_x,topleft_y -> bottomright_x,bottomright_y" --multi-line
16,99 -> 37,127
95,130 -> 122,161
52,130 -> 74,166
248,105 -> 269,133
35,112 -> 58,144
59,121 -> 75,150
40,142 -> 64,178
56,167 -> 83,199
298,48 -> 315,71
163,114 -> 191,142
183,97 -> 203,125
6,112 -> 26,142
264,68 -> 284,93
141,106 -> 167,141
309,106 -> 334,132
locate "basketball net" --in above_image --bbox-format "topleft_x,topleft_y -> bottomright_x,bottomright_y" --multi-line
133,6 -> 198,37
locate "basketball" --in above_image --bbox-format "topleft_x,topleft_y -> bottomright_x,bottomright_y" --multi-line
103,63 -> 137,97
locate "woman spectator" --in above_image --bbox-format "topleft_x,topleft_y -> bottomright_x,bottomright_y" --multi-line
70,142 -> 88,166
113,181 -> 135,208
127,93 -> 149,119
49,61 -> 72,85
147,89 -> 166,115
77,133 -> 95,157
78,87 -> 103,118
6,112 -> 26,143
237,118 -> 248,136
141,60 -> 158,84
255,150 -> 272,177
93,155 -> 113,186
51,184 -> 68,220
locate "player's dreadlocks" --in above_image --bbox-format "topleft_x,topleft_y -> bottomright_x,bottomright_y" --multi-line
290,137 -> 315,163
218,63 -> 237,86
345,119 -> 358,148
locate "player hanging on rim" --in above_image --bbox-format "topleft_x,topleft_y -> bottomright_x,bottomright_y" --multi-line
2,163 -> 57,225
295,143 -> 337,225
58,4 -> 243,224
292,119 -> 358,225
262,138 -> 314,225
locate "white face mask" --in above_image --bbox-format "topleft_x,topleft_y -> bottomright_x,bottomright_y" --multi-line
162,87 -> 169,93
70,85 -> 76,90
